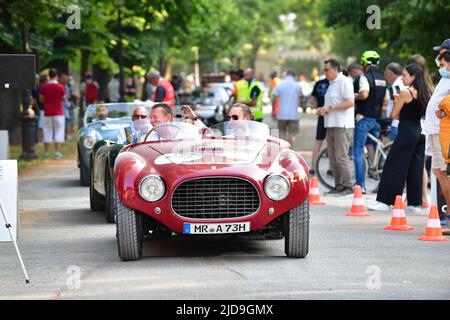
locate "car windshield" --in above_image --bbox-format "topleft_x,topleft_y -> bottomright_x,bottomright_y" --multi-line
145,121 -> 203,142
84,102 -> 152,125
209,120 -> 271,141
149,120 -> 271,165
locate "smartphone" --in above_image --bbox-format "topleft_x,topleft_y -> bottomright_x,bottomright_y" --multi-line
395,85 -> 401,94
388,87 -> 394,100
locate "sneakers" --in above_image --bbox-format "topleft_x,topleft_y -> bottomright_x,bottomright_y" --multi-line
325,186 -> 353,196
360,186 -> 367,195
54,152 -> 62,160
367,202 -> 390,212
43,152 -> 49,159
405,206 -> 422,214
440,214 -> 449,228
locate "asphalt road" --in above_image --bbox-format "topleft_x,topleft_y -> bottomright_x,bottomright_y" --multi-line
1,113 -> 449,300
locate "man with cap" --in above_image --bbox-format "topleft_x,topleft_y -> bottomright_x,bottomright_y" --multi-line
423,39 -> 450,227
146,70 -> 176,107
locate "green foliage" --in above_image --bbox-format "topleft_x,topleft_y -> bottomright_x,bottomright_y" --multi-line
323,0 -> 450,67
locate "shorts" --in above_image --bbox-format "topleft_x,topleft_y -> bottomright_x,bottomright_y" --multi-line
43,115 -> 65,143
428,134 -> 446,171
38,110 -> 45,129
278,120 -> 299,137
315,115 -> 326,141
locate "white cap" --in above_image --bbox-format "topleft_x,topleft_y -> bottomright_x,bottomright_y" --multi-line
146,70 -> 160,79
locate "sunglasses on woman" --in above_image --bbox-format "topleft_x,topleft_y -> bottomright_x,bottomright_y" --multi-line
226,114 -> 239,121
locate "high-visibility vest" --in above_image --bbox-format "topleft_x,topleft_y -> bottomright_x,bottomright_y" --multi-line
153,79 -> 175,107
248,79 -> 264,121
235,79 -> 249,103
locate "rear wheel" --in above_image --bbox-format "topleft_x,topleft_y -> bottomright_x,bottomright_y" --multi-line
284,200 -> 310,258
79,148 -> 90,186
105,165 -> 116,223
89,157 -> 105,212
115,188 -> 143,261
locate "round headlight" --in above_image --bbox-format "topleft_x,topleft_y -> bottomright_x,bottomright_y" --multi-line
139,175 -> 165,202
83,136 -> 96,149
264,175 -> 290,201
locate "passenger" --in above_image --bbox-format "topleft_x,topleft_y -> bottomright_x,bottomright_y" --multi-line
130,105 -> 151,143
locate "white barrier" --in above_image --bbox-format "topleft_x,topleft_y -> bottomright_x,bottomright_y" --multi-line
0,130 -> 9,160
0,160 -> 29,283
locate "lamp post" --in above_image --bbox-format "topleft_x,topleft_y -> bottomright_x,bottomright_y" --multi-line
115,0 -> 125,102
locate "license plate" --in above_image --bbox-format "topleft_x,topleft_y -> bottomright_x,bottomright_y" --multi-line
183,222 -> 250,234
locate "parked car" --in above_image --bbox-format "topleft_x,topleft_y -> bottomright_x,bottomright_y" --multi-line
111,120 -> 310,261
189,85 -> 232,126
76,102 -> 152,186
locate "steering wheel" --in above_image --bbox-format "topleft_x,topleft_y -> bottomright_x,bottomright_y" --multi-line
200,127 -> 214,137
143,123 -> 190,142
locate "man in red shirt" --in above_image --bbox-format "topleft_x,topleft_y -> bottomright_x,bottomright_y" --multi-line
146,70 -> 176,107
39,68 -> 67,159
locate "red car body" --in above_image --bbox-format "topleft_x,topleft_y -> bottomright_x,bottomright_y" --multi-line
114,136 -> 309,234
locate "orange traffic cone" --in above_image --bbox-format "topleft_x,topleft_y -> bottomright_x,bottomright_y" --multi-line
346,185 -> 369,216
309,176 -> 325,206
384,195 -> 414,231
418,205 -> 449,242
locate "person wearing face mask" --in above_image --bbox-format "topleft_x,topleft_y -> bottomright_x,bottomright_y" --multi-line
130,106 -> 151,143
423,40 -> 450,227
435,51 -> 450,231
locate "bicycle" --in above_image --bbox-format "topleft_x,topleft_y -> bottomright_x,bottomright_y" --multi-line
315,128 -> 393,190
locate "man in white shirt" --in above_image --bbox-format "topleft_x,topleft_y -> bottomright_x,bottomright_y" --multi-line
272,70 -> 303,146
424,39 -> 450,226
384,62 -> 405,141
317,59 -> 355,195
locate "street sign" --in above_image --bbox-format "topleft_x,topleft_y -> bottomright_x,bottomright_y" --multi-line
0,160 -> 18,241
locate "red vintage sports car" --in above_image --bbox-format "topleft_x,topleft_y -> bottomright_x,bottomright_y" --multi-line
113,120 -> 310,261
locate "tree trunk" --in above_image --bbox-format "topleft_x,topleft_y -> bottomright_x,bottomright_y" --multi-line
51,37 -> 69,74
80,49 -> 90,82
249,43 -> 260,71
93,64 -> 110,102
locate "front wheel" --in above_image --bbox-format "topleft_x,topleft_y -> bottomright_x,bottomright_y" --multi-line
115,188 -> 143,261
284,200 -> 310,258
79,148 -> 90,186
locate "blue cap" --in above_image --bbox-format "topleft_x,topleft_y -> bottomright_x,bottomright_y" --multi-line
433,39 -> 450,51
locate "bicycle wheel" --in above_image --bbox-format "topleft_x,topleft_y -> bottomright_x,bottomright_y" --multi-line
373,141 -> 393,180
315,148 -> 334,190
316,147 -> 367,190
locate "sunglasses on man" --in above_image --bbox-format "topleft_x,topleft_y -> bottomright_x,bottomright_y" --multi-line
133,114 -> 148,119
226,114 -> 239,121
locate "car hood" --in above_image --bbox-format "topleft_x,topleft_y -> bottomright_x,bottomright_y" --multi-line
135,138 -> 272,166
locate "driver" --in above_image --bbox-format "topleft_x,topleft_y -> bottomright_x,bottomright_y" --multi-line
95,105 -> 109,121
146,103 -> 204,141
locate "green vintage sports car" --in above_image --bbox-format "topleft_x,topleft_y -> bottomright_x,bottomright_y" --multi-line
76,102 -> 153,186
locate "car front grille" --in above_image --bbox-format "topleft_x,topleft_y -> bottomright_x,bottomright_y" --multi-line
172,177 -> 260,219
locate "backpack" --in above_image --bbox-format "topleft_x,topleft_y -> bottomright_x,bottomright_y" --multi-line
85,82 -> 98,103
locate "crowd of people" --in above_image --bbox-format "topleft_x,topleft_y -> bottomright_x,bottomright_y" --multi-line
303,39 -> 450,232
31,38 -> 450,230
